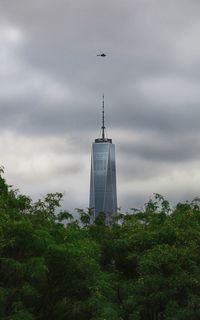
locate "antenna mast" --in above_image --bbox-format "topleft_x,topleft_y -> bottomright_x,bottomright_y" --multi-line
102,94 -> 105,140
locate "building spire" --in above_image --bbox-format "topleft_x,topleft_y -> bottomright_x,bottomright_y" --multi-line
95,94 -> 112,143
102,94 -> 105,140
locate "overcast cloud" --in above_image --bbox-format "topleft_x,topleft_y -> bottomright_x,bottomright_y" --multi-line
1,0 -> 200,211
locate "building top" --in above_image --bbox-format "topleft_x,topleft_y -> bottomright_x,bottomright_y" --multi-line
95,138 -> 112,143
94,94 -> 112,144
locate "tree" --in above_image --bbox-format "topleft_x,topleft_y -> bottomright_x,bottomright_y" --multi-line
1,170 -> 200,319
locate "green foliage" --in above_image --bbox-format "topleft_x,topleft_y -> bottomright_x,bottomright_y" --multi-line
1,170 -> 200,319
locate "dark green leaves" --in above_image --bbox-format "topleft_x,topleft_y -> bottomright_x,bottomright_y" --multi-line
1,171 -> 200,319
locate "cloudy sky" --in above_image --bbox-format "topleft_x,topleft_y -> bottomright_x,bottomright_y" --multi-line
1,0 -> 200,211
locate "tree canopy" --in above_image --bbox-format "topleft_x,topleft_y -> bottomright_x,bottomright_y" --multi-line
0,170 -> 200,319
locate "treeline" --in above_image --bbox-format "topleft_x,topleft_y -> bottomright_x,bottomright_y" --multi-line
1,170 -> 200,319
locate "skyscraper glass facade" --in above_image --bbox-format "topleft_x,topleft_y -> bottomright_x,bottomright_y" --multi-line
89,137 -> 117,220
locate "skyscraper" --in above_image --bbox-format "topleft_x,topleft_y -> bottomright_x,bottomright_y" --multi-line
89,95 -> 117,221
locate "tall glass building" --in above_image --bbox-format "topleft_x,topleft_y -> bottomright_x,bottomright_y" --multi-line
89,96 -> 117,221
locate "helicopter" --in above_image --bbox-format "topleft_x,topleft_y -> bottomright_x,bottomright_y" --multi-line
97,52 -> 107,57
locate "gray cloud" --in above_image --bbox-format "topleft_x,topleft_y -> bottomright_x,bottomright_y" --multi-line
1,0 -> 200,211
